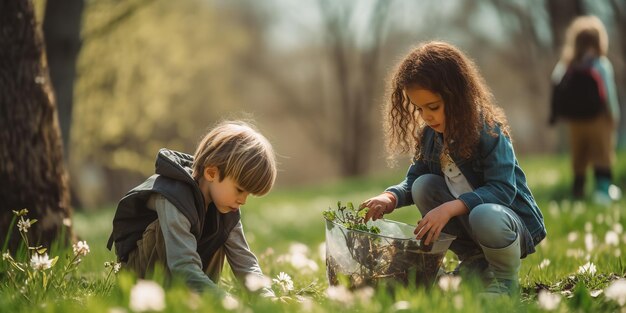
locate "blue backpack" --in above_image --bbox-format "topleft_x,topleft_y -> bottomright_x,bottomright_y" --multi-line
550,65 -> 606,122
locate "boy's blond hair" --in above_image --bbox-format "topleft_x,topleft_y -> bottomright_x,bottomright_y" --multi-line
193,121 -> 276,196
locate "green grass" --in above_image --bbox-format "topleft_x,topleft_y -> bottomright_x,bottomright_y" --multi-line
2,151 -> 626,312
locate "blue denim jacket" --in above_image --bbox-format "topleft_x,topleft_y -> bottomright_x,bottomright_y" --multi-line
386,123 -> 547,249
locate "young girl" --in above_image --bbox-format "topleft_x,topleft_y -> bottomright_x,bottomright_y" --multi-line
549,15 -> 621,203
361,41 -> 546,296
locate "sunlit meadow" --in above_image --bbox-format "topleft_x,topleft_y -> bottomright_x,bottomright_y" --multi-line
1,152 -> 626,312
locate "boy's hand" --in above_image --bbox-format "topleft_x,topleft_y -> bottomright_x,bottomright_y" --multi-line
360,192 -> 397,222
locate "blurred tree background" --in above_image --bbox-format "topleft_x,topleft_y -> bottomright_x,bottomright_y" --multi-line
35,0 -> 625,209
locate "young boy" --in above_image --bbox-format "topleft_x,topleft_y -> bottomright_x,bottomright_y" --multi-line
107,121 -> 276,296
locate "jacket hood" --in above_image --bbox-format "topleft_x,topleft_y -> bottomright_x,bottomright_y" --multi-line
155,148 -> 197,184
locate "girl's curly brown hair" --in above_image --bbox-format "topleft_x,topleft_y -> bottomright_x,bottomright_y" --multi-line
383,41 -> 510,163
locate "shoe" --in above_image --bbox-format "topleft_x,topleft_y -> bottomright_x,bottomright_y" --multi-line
452,254 -> 489,277
478,236 -> 521,297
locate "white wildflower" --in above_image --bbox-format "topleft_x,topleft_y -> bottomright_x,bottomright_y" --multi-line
245,274 -> 271,292
567,231 -> 578,243
596,214 -> 604,224
354,286 -> 374,303
539,259 -> 551,270
537,290 -> 561,311
113,262 -> 121,273
391,300 -> 410,310
62,217 -> 72,227
2,252 -> 10,261
289,242 -> 309,255
221,294 -> 239,310
613,223 -> 623,234
584,233 -> 595,252
605,279 -> 626,306
30,253 -> 53,271
577,261 -> 597,275
605,231 -> 619,246
289,252 -> 319,272
272,272 -> 294,293
584,222 -> 593,233
453,294 -> 463,310
129,280 -> 165,312
73,240 -> 90,256
589,289 -> 603,297
438,275 -> 461,292
17,218 -> 32,233
326,285 -> 354,306
566,249 -> 585,258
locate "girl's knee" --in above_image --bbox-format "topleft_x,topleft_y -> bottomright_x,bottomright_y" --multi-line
411,174 -> 442,207
469,204 -> 506,236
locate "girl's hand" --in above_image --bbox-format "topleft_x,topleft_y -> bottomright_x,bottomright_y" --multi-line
360,192 -> 397,222
414,202 -> 454,246
414,200 -> 468,245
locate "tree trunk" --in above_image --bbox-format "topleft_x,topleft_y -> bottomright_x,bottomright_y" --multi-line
0,0 -> 73,251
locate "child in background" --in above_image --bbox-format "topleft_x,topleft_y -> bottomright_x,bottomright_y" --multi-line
107,121 -> 276,297
549,15 -> 621,203
361,41 -> 546,296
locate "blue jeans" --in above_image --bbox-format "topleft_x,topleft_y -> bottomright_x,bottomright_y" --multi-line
411,174 -> 529,260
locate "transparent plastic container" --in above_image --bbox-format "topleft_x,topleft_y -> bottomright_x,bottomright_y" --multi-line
325,218 -> 455,288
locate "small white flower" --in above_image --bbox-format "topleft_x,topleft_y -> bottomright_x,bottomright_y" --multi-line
245,274 -> 271,292
2,252 -> 10,261
453,294 -> 463,310
326,285 -> 354,306
62,217 -> 72,227
221,294 -> 239,310
589,289 -> 603,297
584,233 -> 595,252
289,253 -> 319,272
73,240 -> 90,256
272,272 -> 294,293
17,219 -> 32,233
30,253 -> 53,271
605,231 -> 619,246
289,242 -> 309,255
539,259 -> 551,270
567,232 -> 578,243
605,279 -> 626,306
113,262 -> 121,273
391,300 -> 410,310
566,248 -> 585,258
129,280 -> 165,312
577,261 -> 597,275
354,286 -> 374,303
438,275 -> 461,292
613,223 -> 623,234
584,222 -> 593,232
537,290 -> 561,311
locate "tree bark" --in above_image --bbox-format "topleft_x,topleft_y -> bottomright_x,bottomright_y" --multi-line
0,0 -> 73,251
